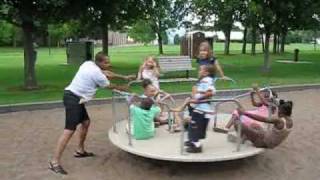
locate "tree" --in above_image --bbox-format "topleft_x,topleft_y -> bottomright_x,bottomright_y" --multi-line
0,20 -> 14,45
271,1 -> 296,54
128,20 -> 156,45
84,0 -> 146,55
237,1 -> 250,54
143,0 -> 178,54
48,21 -> 81,47
161,31 -> 169,45
173,34 -> 180,45
193,0 -> 241,55
243,1 -> 261,55
0,0 -> 82,89
250,0 -> 277,72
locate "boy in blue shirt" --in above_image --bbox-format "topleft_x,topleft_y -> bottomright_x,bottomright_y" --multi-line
171,65 -> 216,153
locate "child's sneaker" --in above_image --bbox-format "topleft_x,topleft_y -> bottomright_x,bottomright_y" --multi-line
186,144 -> 202,153
184,141 -> 193,147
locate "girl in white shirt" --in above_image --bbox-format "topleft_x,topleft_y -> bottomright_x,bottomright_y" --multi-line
137,56 -> 160,89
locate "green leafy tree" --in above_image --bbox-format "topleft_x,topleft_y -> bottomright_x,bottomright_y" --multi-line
48,21 -> 81,47
173,34 -> 180,45
143,0 -> 178,54
0,0 -> 83,89
128,20 -> 156,45
161,31 -> 169,45
84,0 -> 146,55
0,20 -> 14,45
193,0 -> 242,55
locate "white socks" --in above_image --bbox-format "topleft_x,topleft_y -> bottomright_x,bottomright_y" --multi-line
192,141 -> 201,147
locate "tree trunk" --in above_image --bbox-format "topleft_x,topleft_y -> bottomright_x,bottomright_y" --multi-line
157,20 -> 164,54
42,33 -> 48,47
242,27 -> 247,54
277,35 -> 280,53
273,34 -> 277,54
251,28 -> 257,55
280,32 -> 286,53
261,33 -> 265,53
157,31 -> 163,54
102,25 -> 109,55
22,21 -> 38,89
263,31 -> 271,72
12,33 -> 17,48
48,34 -> 51,55
224,29 -> 231,55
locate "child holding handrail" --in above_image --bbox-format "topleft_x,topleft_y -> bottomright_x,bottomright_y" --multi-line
127,96 -> 161,140
224,84 -> 278,132
137,56 -> 160,89
141,79 -> 174,126
170,65 -> 216,153
196,41 -> 227,80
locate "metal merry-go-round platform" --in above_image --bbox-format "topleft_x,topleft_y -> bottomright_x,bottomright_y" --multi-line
109,113 -> 265,162
108,78 -> 273,162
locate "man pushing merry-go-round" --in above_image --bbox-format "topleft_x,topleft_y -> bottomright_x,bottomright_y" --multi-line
49,51 -> 135,175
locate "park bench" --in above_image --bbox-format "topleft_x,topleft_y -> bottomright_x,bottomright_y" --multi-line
157,56 -> 196,80
128,56 -> 197,87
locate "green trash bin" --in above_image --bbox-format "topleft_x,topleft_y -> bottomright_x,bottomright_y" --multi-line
66,41 -> 94,65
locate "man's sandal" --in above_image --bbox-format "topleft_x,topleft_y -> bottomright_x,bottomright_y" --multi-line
48,161 -> 68,175
74,151 -> 95,158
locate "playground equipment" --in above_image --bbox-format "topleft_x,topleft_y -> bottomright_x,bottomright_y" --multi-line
108,78 -> 269,162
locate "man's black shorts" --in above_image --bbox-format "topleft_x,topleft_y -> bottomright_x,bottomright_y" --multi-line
63,90 -> 90,130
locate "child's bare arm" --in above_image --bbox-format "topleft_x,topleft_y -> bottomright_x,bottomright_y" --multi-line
153,66 -> 161,78
127,94 -> 139,105
253,85 -> 268,105
158,90 -> 174,102
239,108 -> 278,124
192,86 -> 197,97
197,89 -> 214,100
170,97 -> 191,112
104,70 -> 135,80
137,65 -> 143,80
106,83 -> 129,92
250,91 -> 263,107
214,61 -> 225,78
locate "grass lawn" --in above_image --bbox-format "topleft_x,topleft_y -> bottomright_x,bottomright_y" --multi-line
0,42 -> 320,105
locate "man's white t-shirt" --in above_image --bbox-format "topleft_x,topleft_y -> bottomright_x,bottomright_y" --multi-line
65,61 -> 110,101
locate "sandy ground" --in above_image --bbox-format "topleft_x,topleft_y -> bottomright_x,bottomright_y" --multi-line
0,89 -> 320,180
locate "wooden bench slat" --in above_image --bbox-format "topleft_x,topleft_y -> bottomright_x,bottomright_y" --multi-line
160,66 -> 193,70
159,63 -> 192,66
157,56 -> 195,76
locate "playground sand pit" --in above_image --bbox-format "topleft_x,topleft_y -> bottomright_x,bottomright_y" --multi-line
0,89 -> 320,180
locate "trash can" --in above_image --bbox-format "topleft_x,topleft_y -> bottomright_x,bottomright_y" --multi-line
66,41 -> 94,65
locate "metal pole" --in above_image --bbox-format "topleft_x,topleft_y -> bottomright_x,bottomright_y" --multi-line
236,116 -> 242,152
266,87 -> 274,130
127,103 -> 132,146
168,108 -> 173,133
112,91 -> 118,133
180,119 -> 185,155
213,104 -> 219,129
